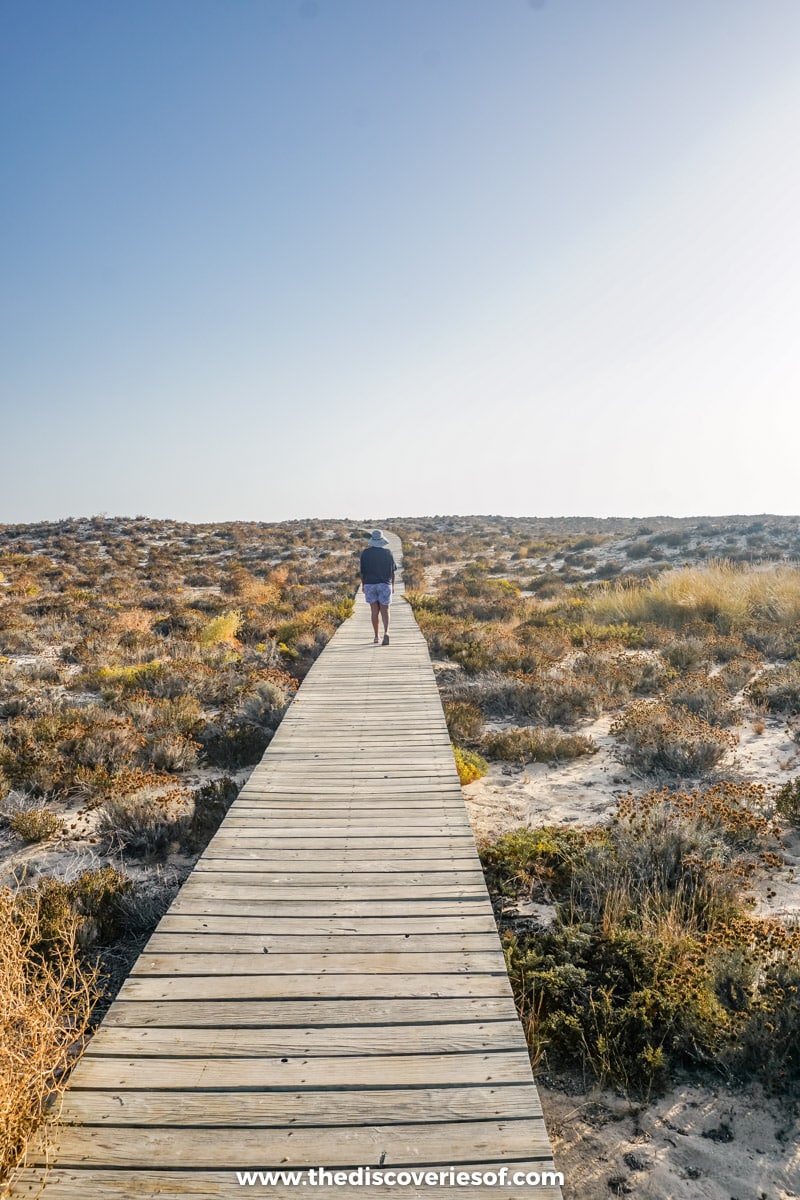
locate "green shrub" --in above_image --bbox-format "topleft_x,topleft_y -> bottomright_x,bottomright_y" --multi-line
32,867 -> 134,951
483,793 -> 799,1094
94,660 -> 164,693
146,732 -> 201,772
480,826 -> 587,899
200,722 -> 271,769
98,790 -> 189,860
234,680 -> 288,727
664,637 -> 710,672
9,808 -> 63,843
443,700 -> 483,744
742,625 -> 800,660
199,609 -> 242,646
526,676 -> 604,726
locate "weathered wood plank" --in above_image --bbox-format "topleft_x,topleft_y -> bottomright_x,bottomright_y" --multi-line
174,884 -> 490,901
179,873 -> 489,892
54,1082 -> 540,1125
31,1119 -> 551,1169
85,1020 -> 529,1058
206,840 -> 482,849
68,1050 -> 532,1091
156,914 -> 499,935
167,899 -> 495,916
130,951 -> 507,976
144,932 -> 500,953
196,854 -> 481,868
115,973 -> 514,1001
101,997 -> 516,1027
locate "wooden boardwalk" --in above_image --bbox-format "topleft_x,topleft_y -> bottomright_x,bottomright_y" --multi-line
12,535 -> 561,1199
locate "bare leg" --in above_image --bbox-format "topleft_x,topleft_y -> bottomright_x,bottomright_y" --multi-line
379,603 -> 390,634
370,601 -> 380,641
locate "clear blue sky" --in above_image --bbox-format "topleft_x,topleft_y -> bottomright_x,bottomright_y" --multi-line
2,0 -> 799,523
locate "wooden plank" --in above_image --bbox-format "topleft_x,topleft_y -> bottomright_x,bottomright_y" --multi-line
156,915 -> 499,935
101,997 -> 517,1028
130,951 -> 507,976
179,871 -> 487,886
167,899 -> 494,916
143,933 -> 501,953
196,853 -> 482,867
85,1020 -> 529,1058
227,800 -> 467,811
204,826 -> 475,837
55,1082 -> 540,1125
32,1119 -> 550,1169
172,886 -> 490,901
205,839 -> 479,850
115,973 -> 514,1001
69,1051 -> 532,1091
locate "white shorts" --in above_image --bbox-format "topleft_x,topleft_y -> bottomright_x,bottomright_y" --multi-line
363,583 -> 392,605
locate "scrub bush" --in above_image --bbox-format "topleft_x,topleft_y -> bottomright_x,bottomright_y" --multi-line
443,700 -> 483,744
482,726 -> 596,764
746,663 -> 800,713
612,702 -> 735,776
481,786 -> 799,1095
664,673 -> 738,727
8,809 -> 63,844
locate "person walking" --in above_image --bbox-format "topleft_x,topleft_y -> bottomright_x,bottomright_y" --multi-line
360,529 -> 397,645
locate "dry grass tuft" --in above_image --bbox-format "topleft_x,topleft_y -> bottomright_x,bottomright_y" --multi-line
0,888 -> 101,1180
591,562 -> 800,633
482,726 -> 596,764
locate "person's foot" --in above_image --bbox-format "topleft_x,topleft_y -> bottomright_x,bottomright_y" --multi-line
373,635 -> 379,644
382,633 -> 390,645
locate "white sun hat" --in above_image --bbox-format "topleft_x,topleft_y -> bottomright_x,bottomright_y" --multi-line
368,529 -> 389,547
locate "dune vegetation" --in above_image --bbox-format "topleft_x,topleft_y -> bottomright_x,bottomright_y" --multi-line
397,514 -> 800,1096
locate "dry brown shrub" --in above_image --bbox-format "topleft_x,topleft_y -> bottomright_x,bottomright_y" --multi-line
612,702 -> 736,776
617,782 -> 779,850
109,607 -> 153,635
8,809 -> 63,844
0,888 -> 101,1180
664,672 -> 738,726
483,726 -> 596,763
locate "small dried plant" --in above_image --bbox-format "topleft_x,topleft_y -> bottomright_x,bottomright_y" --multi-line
0,887 -> 102,1181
